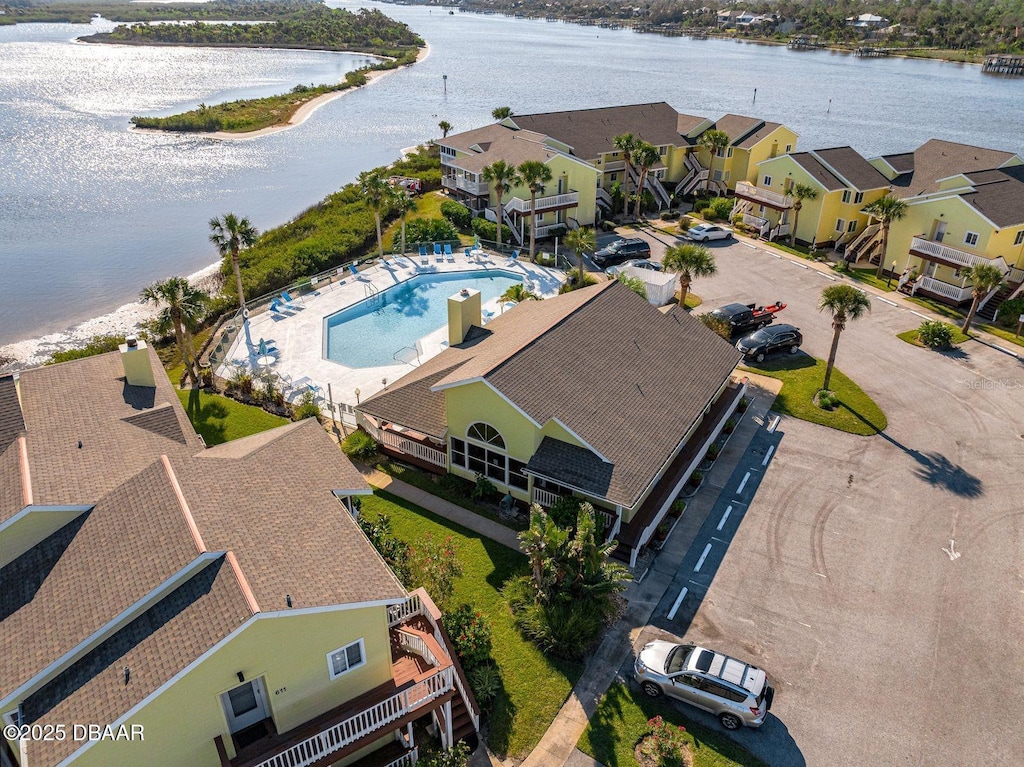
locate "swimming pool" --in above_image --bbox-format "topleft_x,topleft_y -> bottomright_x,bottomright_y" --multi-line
325,270 -> 522,368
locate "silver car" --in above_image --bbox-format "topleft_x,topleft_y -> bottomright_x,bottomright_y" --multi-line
633,641 -> 773,730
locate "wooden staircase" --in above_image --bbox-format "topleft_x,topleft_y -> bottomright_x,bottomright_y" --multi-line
977,283 -> 1018,322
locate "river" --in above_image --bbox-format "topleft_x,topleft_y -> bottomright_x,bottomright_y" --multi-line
1,1 -> 1021,355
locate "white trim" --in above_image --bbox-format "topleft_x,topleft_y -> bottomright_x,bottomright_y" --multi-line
549,417 -> 611,464
258,597 -> 408,619
333,488 -> 373,497
0,552 -> 223,713
964,230 -> 980,247
429,377 -> 544,429
327,638 -> 367,680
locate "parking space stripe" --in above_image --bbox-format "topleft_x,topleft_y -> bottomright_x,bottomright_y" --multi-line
667,586 -> 689,620
762,445 -> 775,466
717,505 -> 733,531
910,310 -> 930,319
741,242 -> 757,249
736,471 -> 751,494
878,297 -> 899,307
694,543 -> 713,572
791,262 -> 809,269
766,251 -> 782,259
766,414 -> 781,432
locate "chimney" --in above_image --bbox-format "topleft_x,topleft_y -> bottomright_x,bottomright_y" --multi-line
447,289 -> 482,346
119,337 -> 156,388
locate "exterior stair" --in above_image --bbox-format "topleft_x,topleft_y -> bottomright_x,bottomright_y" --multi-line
845,223 -> 881,263
977,283 -> 1019,322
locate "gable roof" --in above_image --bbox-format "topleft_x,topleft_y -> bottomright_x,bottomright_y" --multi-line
437,124 -> 558,174
884,139 -> 1019,198
712,114 -> 787,149
812,146 -> 891,191
0,375 -> 24,454
361,282 -> 740,508
956,165 -> 1024,227
790,152 -> 846,191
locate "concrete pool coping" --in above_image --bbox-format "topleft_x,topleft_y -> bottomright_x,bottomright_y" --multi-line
219,252 -> 566,421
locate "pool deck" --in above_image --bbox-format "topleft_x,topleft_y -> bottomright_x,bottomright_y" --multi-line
219,251 -> 565,418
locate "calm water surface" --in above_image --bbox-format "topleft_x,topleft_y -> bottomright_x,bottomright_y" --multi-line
1,2 -> 1021,345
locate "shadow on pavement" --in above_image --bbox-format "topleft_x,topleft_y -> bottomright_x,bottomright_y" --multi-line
878,432 -> 983,497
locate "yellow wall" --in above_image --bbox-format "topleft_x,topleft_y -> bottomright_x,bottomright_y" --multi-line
496,155 -> 598,228
68,606 -> 395,767
0,508 -> 86,568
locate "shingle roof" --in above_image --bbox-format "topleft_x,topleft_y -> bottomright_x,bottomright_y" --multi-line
22,557 -> 250,766
959,165 -> 1024,227
812,147 -> 890,191
790,152 -> 846,191
438,125 -> 557,174
0,375 -> 24,454
526,437 -> 614,497
510,103 -> 710,158
712,114 -> 786,149
362,282 -> 740,508
887,139 -> 1019,198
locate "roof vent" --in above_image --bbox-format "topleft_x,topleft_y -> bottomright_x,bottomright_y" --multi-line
125,336 -> 138,348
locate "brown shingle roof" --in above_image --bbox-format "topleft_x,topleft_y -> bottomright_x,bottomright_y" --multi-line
712,114 -> 778,148
0,375 -> 24,453
887,139 -> 1019,198
363,282 -> 740,508
0,441 -> 25,516
22,558 -> 250,765
812,147 -> 890,191
790,152 -> 845,191
959,165 -> 1024,227
510,103 -> 710,158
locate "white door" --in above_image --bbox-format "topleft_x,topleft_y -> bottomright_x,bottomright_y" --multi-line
933,220 -> 947,242
221,679 -> 270,733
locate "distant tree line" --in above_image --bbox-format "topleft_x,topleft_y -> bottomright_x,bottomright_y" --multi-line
0,0 -> 322,26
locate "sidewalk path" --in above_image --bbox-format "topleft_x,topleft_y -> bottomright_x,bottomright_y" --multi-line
360,467 -> 523,552
519,377 -> 781,767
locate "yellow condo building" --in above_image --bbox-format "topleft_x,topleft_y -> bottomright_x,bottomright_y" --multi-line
356,282 -> 746,567
695,115 -> 798,194
0,344 -> 478,767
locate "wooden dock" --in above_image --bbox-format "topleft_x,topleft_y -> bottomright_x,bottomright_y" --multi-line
983,54 -> 1024,75
855,46 -> 891,57
788,35 -> 824,50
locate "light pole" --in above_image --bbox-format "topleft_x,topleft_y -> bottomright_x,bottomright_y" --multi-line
354,387 -> 360,405
886,260 -> 897,288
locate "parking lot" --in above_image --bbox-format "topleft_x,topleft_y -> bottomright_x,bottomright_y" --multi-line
618,232 -> 1024,766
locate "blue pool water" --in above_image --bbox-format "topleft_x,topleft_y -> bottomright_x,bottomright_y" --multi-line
325,270 -> 522,368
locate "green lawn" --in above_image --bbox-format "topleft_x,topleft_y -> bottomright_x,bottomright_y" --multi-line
741,356 -> 887,436
176,389 -> 288,445
579,683 -> 766,767
903,295 -> 1024,349
897,326 -> 971,349
361,491 -> 581,759
382,191 -> 474,249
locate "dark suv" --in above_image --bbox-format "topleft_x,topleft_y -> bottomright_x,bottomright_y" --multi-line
709,303 -> 774,337
735,324 -> 803,362
592,237 -> 651,267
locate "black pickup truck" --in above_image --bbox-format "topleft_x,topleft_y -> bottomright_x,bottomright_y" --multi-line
708,302 -> 786,336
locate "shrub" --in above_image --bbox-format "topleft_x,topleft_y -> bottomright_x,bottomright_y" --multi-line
468,663 -> 502,710
47,335 -> 127,365
257,373 -> 285,407
292,389 -> 321,421
404,216 -> 458,246
558,272 -> 599,293
469,216 -> 512,243
407,533 -> 463,610
357,513 -> 410,585
472,472 -> 498,501
833,259 -> 849,273
442,604 -> 493,668
440,200 -> 472,229
341,429 -> 379,461
724,417 -> 737,434
708,197 -> 733,220
917,319 -> 956,349
677,216 -> 692,232
996,296 -> 1024,326
669,499 -> 686,518
698,313 -> 731,340
548,495 -> 584,529
688,470 -> 704,486
738,396 -> 750,413
705,443 -> 721,461
639,716 -> 689,767
437,471 -> 474,498
226,364 -> 254,399
601,220 -> 618,232
617,273 -> 648,300
659,210 -> 680,221
419,741 -> 470,767
503,576 -> 605,660
816,389 -> 839,410
700,207 -> 715,219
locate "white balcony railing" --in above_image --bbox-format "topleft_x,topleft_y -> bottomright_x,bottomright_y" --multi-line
532,487 -> 563,508
534,223 -> 567,238
917,276 -> 973,303
442,175 -> 490,196
381,431 -> 447,469
505,191 -> 579,214
1007,266 -> 1024,284
384,747 -> 419,767
909,236 -> 1008,272
734,181 -> 793,209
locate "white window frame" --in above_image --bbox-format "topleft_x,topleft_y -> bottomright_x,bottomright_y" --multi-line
1015,230 -> 1024,246
854,191 -> 864,204
847,220 -> 858,233
763,175 -> 773,187
964,231 -> 980,247
836,218 -> 847,233
327,639 -> 366,680
841,190 -> 852,204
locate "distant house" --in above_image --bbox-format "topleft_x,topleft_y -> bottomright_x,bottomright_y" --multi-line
1,343 -> 477,767
846,13 -> 890,28
356,281 -> 747,566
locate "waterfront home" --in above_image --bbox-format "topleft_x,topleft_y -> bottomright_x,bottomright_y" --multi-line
355,281 -> 746,567
737,146 -> 890,245
0,343 -> 477,767
854,139 -> 1024,313
846,13 -> 890,29
695,114 -> 799,195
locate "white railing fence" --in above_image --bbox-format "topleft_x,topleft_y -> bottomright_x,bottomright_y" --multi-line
380,431 -> 447,468
384,746 -> 419,767
910,236 -> 1009,272
505,191 -> 579,213
735,181 -> 792,208
532,487 -> 563,508
1007,266 -> 1024,284
918,276 -> 972,302
388,594 -> 423,628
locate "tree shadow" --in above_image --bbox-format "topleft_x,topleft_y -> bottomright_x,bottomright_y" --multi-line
836,401 -> 886,435
877,432 -> 983,497
937,345 -> 970,360
184,389 -> 228,445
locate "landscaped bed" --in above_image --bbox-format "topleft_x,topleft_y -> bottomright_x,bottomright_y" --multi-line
741,356 -> 887,436
578,683 -> 766,767
360,490 -> 582,759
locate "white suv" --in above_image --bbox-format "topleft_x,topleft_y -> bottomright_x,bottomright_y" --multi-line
633,641 -> 774,730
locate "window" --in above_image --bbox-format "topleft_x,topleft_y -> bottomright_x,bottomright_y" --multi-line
509,458 -> 529,490
727,147 -> 734,158
964,231 -> 980,246
762,175 -> 773,187
327,639 -> 365,679
659,145 -> 667,156
452,423 -> 525,489
854,192 -> 864,204
785,144 -> 792,153
467,422 -> 504,447
610,172 -> 618,182
841,190 -> 852,204
1016,230 -> 1024,246
611,151 -> 619,158
847,220 -> 858,233
835,218 -> 846,233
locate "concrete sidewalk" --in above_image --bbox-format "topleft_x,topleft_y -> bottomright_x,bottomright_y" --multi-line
519,377 -> 782,767
360,467 -> 523,552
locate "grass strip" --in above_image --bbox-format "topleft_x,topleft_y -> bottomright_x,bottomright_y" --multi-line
176,388 -> 288,445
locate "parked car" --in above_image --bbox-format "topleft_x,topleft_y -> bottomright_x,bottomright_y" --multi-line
687,223 -> 733,242
735,323 -> 803,362
634,641 -> 774,730
708,301 -> 786,337
592,237 -> 651,267
604,258 -> 662,276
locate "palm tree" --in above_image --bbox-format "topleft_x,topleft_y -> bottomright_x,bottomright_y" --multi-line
862,194 -> 909,276
612,133 -> 638,218
517,160 -> 553,259
662,243 -> 717,308
698,129 -> 730,194
390,188 -> 417,255
359,170 -> 391,259
631,142 -> 661,220
438,120 -> 452,138
500,283 -> 540,303
492,106 -> 513,121
482,160 -> 520,250
790,183 -> 820,246
960,263 -> 1005,334
209,213 -> 258,312
818,284 -> 872,391
140,277 -> 208,388
564,226 -> 597,286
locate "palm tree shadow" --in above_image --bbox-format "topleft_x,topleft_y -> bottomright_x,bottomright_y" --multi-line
877,432 -> 983,497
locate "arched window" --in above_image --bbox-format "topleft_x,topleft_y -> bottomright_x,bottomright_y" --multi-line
450,422 -> 527,491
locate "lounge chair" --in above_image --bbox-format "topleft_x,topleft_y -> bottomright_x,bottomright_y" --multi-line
278,293 -> 300,311
504,250 -> 520,267
281,290 -> 301,305
433,243 -> 442,256
444,243 -> 455,262
349,264 -> 360,278
419,245 -> 429,266
464,247 -> 472,258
